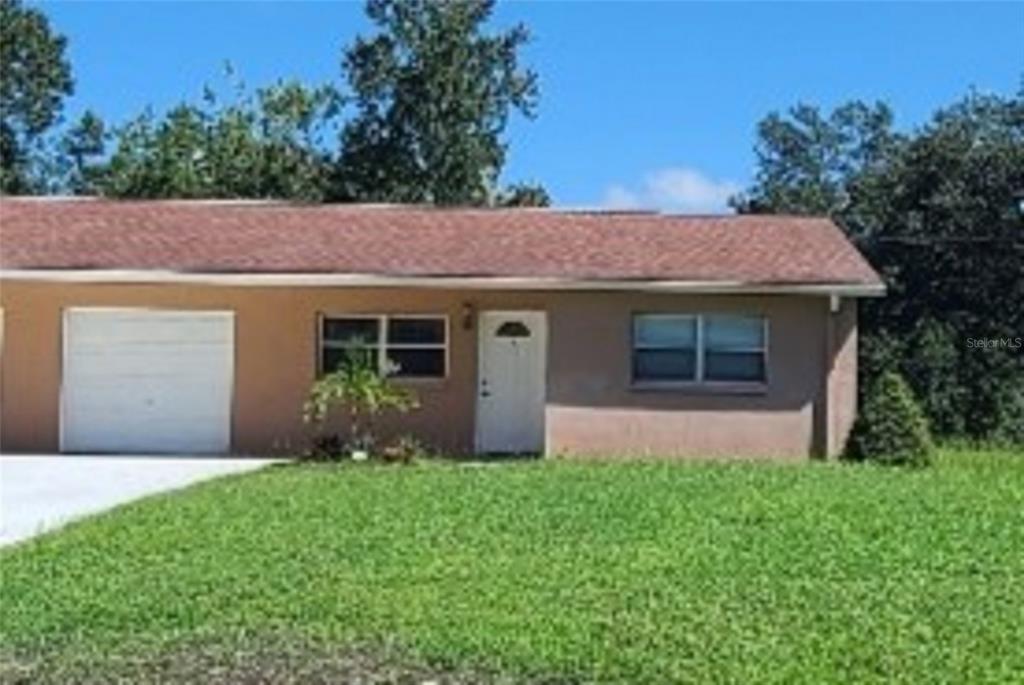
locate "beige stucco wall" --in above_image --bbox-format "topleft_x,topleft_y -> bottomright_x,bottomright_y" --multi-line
0,280 -> 857,459
826,298 -> 859,456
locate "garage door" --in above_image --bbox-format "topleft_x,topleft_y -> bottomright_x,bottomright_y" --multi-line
62,308 -> 234,454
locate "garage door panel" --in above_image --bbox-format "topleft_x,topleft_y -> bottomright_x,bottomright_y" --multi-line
70,337 -> 232,353
69,339 -> 232,356
68,358 -> 231,381
64,427 -> 228,455
70,312 -> 231,338
62,309 -> 234,454
65,398 -> 231,424
70,339 -> 232,353
67,376 -> 231,396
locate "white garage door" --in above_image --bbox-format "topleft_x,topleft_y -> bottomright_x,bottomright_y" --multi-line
62,308 -> 234,454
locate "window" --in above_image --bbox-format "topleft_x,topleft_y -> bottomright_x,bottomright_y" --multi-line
320,315 -> 447,379
704,316 -> 766,382
321,317 -> 379,375
385,317 -> 447,378
632,314 -> 767,384
496,321 -> 532,338
633,315 -> 698,382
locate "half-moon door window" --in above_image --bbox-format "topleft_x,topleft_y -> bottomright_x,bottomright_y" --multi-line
496,321 -> 532,338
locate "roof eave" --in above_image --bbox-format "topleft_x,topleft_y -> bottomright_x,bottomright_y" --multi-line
0,268 -> 887,297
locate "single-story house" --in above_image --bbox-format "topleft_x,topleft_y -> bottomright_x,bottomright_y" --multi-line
0,198 -> 884,459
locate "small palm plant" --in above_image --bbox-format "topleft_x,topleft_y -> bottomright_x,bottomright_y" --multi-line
303,345 -> 419,459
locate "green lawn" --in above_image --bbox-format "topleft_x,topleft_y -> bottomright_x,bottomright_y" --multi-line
2,449 -> 1023,683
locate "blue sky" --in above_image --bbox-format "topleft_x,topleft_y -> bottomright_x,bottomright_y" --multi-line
41,1 -> 1023,211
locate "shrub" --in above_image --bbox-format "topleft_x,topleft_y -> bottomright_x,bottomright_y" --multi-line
846,371 -> 934,466
303,346 -> 419,458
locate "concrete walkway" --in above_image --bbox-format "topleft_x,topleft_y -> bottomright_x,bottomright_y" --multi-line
0,455 -> 280,547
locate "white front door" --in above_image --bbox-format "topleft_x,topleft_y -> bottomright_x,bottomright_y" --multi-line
475,311 -> 547,454
61,308 -> 235,454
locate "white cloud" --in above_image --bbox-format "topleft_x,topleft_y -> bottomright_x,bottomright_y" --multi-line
601,184 -> 641,209
601,167 -> 741,213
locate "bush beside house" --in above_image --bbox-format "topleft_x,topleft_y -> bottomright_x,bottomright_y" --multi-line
846,371 -> 934,466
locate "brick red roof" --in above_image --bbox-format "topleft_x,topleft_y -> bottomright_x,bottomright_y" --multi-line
0,198 -> 882,287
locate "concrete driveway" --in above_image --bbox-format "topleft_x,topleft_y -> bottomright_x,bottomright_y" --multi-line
0,455 -> 280,547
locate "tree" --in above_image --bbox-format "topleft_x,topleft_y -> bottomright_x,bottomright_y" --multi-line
332,0 -> 538,205
857,91 -> 1024,444
2,0 -> 549,203
102,104 -> 210,198
737,87 -> 1024,444
58,110 -> 105,194
0,0 -> 74,193
496,181 -> 550,207
96,78 -> 340,200
731,101 -> 897,219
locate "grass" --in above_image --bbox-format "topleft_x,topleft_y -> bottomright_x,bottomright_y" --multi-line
2,448 -> 1023,683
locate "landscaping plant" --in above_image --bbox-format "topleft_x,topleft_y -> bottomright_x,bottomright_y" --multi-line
845,370 -> 934,466
302,346 -> 418,460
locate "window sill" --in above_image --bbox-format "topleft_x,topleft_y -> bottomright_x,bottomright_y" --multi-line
630,381 -> 768,396
393,376 -> 448,388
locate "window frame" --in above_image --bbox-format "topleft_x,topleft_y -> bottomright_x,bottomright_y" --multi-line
631,313 -> 769,389
702,314 -> 769,384
318,313 -> 450,381
631,313 -> 700,383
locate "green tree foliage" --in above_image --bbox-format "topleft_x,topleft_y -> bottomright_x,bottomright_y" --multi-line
496,181 -> 550,207
901,319 -> 967,437
97,79 -> 340,200
738,87 -> 1024,444
846,371 -> 934,466
0,0 -> 74,193
4,1 -> 549,204
733,101 -> 897,218
303,346 -> 419,455
58,110 -> 105,194
332,0 -> 539,205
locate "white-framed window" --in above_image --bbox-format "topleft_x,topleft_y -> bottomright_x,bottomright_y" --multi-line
320,314 -> 448,379
632,314 -> 699,382
632,313 -> 767,384
703,315 -> 767,382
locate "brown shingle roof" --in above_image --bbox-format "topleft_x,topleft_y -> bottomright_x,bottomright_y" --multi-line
0,198 -> 882,287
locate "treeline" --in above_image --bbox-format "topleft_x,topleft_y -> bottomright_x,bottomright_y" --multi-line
0,0 -> 548,206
